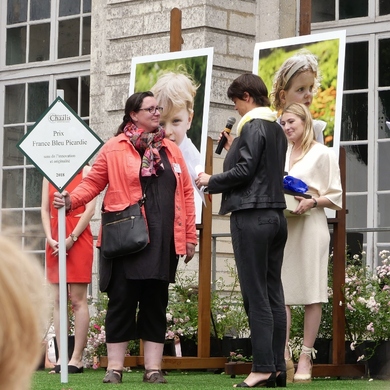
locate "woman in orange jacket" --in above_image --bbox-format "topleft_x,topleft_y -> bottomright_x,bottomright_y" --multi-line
53,91 -> 197,385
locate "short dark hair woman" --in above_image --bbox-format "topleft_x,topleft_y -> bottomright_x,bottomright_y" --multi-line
196,73 -> 288,388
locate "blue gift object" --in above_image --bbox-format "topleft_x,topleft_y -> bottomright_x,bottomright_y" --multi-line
283,175 -> 308,194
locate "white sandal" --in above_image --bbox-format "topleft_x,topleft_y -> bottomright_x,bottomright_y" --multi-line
293,345 -> 317,382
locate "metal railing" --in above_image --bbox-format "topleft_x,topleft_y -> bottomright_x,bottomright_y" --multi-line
211,226 -> 390,289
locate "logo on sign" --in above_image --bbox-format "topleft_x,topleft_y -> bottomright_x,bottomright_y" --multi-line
49,114 -> 71,123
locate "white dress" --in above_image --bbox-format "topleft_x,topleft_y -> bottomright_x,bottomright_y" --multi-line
282,143 -> 342,305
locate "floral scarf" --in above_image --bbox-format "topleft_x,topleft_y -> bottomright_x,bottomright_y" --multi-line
124,122 -> 165,176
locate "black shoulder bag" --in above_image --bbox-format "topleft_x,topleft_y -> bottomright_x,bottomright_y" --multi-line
101,184 -> 149,259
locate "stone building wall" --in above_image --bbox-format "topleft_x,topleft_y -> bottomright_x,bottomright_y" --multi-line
89,0 -> 297,292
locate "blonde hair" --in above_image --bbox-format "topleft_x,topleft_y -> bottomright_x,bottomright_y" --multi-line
270,50 -> 321,111
282,103 -> 315,162
151,71 -> 199,116
0,236 -> 49,390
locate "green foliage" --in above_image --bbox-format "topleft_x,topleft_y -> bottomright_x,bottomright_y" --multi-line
165,263 -> 250,342
84,293 -> 138,368
227,350 -> 252,362
211,262 -> 250,339
166,271 -> 200,341
290,248 -> 390,362
343,250 -> 390,348
134,56 -> 208,150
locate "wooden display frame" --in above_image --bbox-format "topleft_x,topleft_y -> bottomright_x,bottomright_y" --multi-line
101,7 -> 365,377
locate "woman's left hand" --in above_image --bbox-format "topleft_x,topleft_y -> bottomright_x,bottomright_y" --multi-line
183,243 -> 196,264
66,236 -> 75,251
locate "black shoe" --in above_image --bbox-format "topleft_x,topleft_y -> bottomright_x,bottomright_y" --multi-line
234,372 -> 276,388
68,365 -> 84,374
49,365 -> 60,374
276,371 -> 286,387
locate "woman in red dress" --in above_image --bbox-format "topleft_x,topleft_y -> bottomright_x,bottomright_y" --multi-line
41,166 -> 96,373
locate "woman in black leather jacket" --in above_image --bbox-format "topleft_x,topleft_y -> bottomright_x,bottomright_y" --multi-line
196,73 -> 288,388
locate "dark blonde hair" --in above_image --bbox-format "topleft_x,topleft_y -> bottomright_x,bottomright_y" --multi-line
281,103 -> 315,162
270,50 -> 321,111
0,236 -> 49,389
151,71 -> 199,117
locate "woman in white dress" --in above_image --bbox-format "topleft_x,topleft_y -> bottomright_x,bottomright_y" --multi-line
280,103 -> 342,382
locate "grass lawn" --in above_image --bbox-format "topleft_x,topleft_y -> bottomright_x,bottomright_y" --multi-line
32,369 -> 389,390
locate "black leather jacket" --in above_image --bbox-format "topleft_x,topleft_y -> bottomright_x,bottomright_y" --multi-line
208,118 -> 287,215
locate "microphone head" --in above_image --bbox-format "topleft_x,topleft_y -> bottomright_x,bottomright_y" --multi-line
227,117 -> 236,126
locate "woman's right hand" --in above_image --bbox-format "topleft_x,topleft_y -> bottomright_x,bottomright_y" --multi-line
53,191 -> 71,210
47,238 -> 59,256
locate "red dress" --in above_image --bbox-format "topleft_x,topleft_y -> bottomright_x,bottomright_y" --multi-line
46,172 -> 93,284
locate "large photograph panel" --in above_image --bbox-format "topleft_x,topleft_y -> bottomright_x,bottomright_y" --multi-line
130,48 -> 214,224
253,31 -> 346,156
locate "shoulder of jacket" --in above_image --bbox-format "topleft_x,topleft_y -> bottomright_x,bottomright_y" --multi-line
103,134 -> 133,150
163,139 -> 181,154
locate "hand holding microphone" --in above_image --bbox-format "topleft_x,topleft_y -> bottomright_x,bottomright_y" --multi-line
215,117 -> 236,154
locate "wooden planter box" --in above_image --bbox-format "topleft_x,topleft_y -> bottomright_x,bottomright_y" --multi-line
225,361 -> 251,377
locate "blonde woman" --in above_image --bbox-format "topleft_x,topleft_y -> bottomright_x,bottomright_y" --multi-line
0,235 -> 48,390
280,103 -> 342,382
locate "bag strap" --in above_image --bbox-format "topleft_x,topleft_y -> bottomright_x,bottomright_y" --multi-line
138,179 -> 149,206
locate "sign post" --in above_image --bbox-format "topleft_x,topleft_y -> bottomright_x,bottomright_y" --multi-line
17,97 -> 103,383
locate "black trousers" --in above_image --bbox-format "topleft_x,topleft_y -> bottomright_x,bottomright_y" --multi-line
105,259 -> 169,344
230,208 -> 287,373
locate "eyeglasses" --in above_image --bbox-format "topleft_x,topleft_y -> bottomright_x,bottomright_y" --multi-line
138,106 -> 163,114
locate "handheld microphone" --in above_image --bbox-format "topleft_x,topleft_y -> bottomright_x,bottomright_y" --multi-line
215,117 -> 236,154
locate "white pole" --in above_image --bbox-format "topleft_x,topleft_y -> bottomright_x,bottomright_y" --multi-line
56,89 -> 68,383
58,206 -> 68,383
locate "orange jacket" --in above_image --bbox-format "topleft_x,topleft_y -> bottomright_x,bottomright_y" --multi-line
70,134 -> 197,254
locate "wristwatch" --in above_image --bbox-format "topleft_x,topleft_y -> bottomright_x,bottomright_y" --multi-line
312,198 -> 318,208
70,233 -> 78,242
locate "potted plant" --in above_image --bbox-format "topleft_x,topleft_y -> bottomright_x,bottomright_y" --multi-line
165,271 -> 200,356
225,350 -> 253,377
288,248 -> 390,377
342,250 -> 390,378
165,264 -> 251,358
210,263 -> 251,358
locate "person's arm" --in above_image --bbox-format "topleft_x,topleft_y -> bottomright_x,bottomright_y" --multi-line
65,166 -> 97,251
293,148 -> 342,215
292,195 -> 334,215
197,121 -> 264,192
41,178 -> 59,256
53,142 -> 110,211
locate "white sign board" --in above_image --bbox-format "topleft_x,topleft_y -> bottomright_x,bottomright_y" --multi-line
16,96 -> 103,384
17,96 -> 103,191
